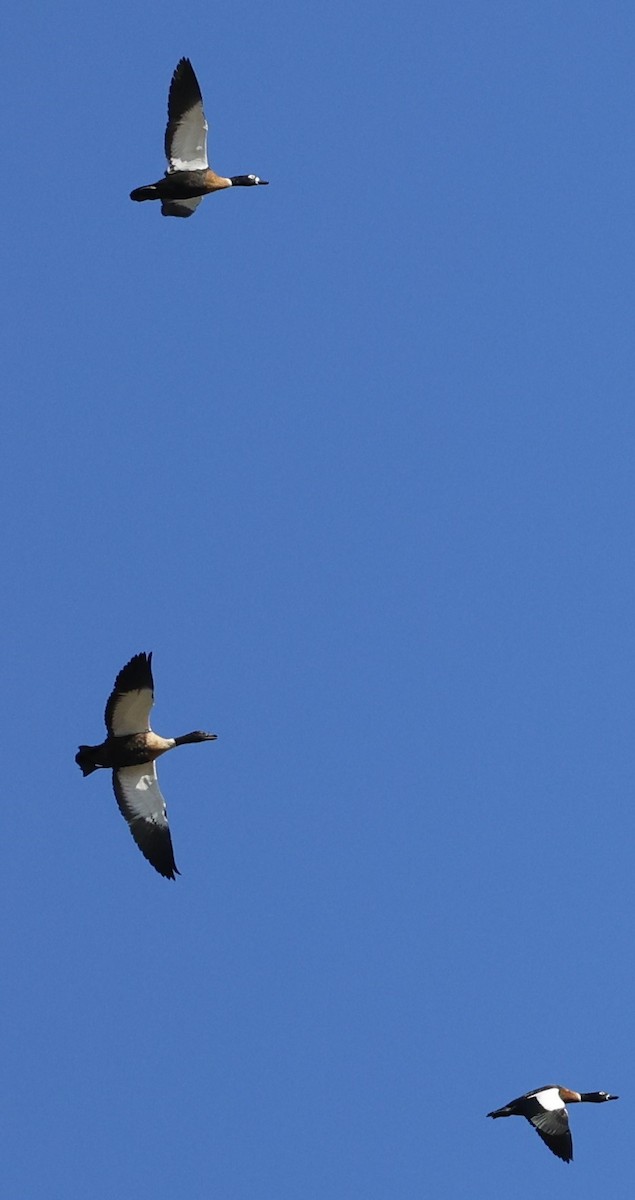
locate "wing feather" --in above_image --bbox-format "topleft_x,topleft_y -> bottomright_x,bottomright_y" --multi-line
529,1108 -> 572,1163
112,762 -> 179,879
165,58 -> 208,171
105,652 -> 154,736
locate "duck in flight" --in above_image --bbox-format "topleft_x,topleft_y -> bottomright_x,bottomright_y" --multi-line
487,1085 -> 618,1162
130,57 -> 269,218
75,652 -> 217,878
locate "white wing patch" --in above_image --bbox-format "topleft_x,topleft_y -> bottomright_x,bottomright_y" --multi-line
168,104 -> 208,171
114,762 -> 167,825
535,1088 -> 566,1112
109,687 -> 153,737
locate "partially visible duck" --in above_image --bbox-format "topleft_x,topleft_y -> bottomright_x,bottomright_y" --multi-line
76,652 -> 217,878
487,1085 -> 618,1162
130,57 -> 269,218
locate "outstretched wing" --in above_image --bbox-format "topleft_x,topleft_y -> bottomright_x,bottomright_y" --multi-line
105,652 -> 154,737
165,58 -> 208,171
529,1108 -> 573,1163
112,762 -> 179,880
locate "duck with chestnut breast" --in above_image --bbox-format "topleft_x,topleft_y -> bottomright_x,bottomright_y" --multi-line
487,1085 -> 618,1163
130,57 -> 269,218
75,652 -> 217,878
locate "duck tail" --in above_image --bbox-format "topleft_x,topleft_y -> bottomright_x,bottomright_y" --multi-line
75,746 -> 100,777
130,184 -> 159,203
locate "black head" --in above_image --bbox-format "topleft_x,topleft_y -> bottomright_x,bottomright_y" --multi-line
580,1091 -> 619,1103
173,730 -> 218,747
230,174 -> 269,186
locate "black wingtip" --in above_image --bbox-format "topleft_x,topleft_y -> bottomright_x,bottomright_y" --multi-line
159,863 -> 181,881
124,812 -> 180,880
142,856 -> 180,881
167,57 -> 203,118
104,652 -> 154,732
114,652 -> 153,692
151,854 -> 181,881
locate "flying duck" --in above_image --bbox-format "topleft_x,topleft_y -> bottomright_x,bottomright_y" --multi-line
487,1085 -> 618,1163
75,652 -> 217,878
130,57 -> 269,217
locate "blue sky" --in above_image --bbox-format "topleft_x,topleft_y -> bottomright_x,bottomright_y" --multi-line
2,1 -> 634,1195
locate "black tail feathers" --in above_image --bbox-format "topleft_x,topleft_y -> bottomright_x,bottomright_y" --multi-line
130,185 -> 158,203
75,746 -> 99,777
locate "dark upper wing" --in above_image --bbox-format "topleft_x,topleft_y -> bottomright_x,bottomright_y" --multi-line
164,58 -> 208,171
104,652 -> 154,736
113,763 -> 179,880
528,1108 -> 573,1163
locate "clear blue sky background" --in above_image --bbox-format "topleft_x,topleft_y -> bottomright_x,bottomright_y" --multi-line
2,1 -> 633,1195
